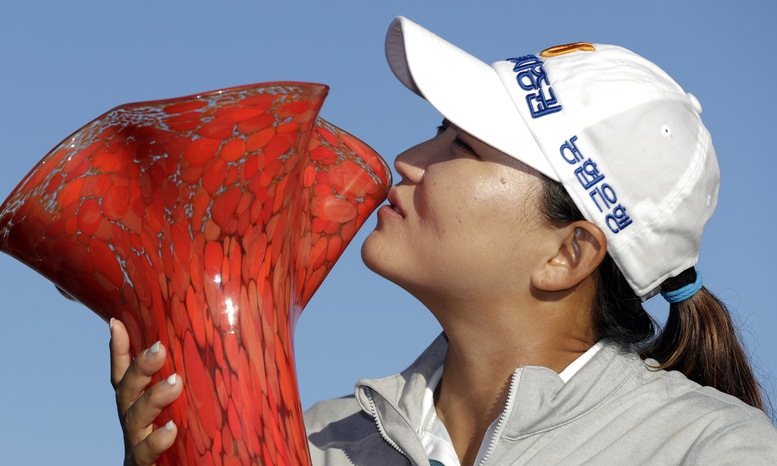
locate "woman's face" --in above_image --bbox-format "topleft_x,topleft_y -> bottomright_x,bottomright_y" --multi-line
361,121 -> 561,305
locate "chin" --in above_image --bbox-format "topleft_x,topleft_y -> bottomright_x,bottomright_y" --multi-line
362,232 -> 433,302
361,231 -> 407,282
360,231 -> 386,275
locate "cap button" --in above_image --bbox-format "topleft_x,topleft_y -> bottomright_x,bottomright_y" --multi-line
687,92 -> 703,114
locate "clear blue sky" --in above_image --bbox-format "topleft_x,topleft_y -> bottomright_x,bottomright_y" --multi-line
1,1 -> 775,464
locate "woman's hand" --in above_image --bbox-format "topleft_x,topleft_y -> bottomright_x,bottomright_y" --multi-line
110,319 -> 183,466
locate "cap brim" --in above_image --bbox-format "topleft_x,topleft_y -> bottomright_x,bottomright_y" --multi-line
385,16 -> 556,181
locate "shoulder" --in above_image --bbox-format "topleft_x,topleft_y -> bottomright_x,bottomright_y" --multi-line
618,352 -> 766,423
621,355 -> 777,459
666,380 -> 777,460
631,357 -> 766,421
689,412 -> 777,463
555,346 -> 777,462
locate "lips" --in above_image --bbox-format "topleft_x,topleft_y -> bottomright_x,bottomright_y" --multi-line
387,188 -> 405,218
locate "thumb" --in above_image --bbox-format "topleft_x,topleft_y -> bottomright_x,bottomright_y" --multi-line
110,318 -> 132,389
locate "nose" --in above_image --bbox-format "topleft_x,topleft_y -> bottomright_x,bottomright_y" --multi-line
394,138 -> 432,184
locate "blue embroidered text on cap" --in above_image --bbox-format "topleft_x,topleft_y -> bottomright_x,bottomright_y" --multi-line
507,55 -> 562,118
560,136 -> 632,233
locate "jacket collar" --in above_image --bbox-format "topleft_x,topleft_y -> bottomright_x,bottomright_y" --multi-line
353,334 -> 641,460
497,342 -> 639,438
354,333 -> 448,464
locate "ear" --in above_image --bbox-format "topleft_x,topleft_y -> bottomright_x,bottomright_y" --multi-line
531,221 -> 607,292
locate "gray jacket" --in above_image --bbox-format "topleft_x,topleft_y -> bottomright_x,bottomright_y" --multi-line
304,334 -> 777,465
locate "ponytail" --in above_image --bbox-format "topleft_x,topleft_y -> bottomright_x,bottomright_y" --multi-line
642,276 -> 765,410
539,176 -> 766,410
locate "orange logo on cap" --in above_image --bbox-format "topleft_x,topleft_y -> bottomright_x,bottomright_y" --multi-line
540,42 -> 596,58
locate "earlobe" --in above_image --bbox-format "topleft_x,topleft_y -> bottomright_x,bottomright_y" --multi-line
531,222 -> 607,292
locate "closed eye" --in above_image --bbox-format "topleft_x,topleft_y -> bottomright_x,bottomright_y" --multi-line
453,136 -> 481,159
436,118 -> 482,159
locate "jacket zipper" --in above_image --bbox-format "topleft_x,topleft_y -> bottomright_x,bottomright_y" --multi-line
477,370 -> 520,466
365,388 -> 409,460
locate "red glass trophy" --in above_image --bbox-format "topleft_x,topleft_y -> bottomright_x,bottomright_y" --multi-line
0,82 -> 391,465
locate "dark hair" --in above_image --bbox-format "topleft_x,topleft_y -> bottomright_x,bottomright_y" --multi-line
539,176 -> 765,411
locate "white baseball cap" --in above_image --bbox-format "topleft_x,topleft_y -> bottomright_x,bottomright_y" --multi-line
385,16 -> 720,299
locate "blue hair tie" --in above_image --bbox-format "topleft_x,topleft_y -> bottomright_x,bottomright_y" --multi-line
660,273 -> 703,303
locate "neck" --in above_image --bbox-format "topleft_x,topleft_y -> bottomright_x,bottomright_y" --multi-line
427,288 -> 597,466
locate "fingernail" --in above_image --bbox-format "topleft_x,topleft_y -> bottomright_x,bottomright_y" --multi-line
166,373 -> 177,386
145,341 -> 161,358
109,318 -> 115,330
164,420 -> 176,431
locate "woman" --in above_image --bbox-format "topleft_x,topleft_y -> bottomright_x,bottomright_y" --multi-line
111,17 -> 777,465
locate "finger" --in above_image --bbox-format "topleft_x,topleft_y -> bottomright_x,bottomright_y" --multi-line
110,319 -> 132,389
115,339 -> 169,417
123,373 -> 183,447
126,420 -> 178,466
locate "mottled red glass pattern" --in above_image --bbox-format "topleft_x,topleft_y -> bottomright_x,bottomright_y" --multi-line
0,82 -> 391,465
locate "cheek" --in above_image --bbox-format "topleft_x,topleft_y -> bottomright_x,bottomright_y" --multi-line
426,173 -> 518,232
442,173 -> 545,258
420,170 -> 484,217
